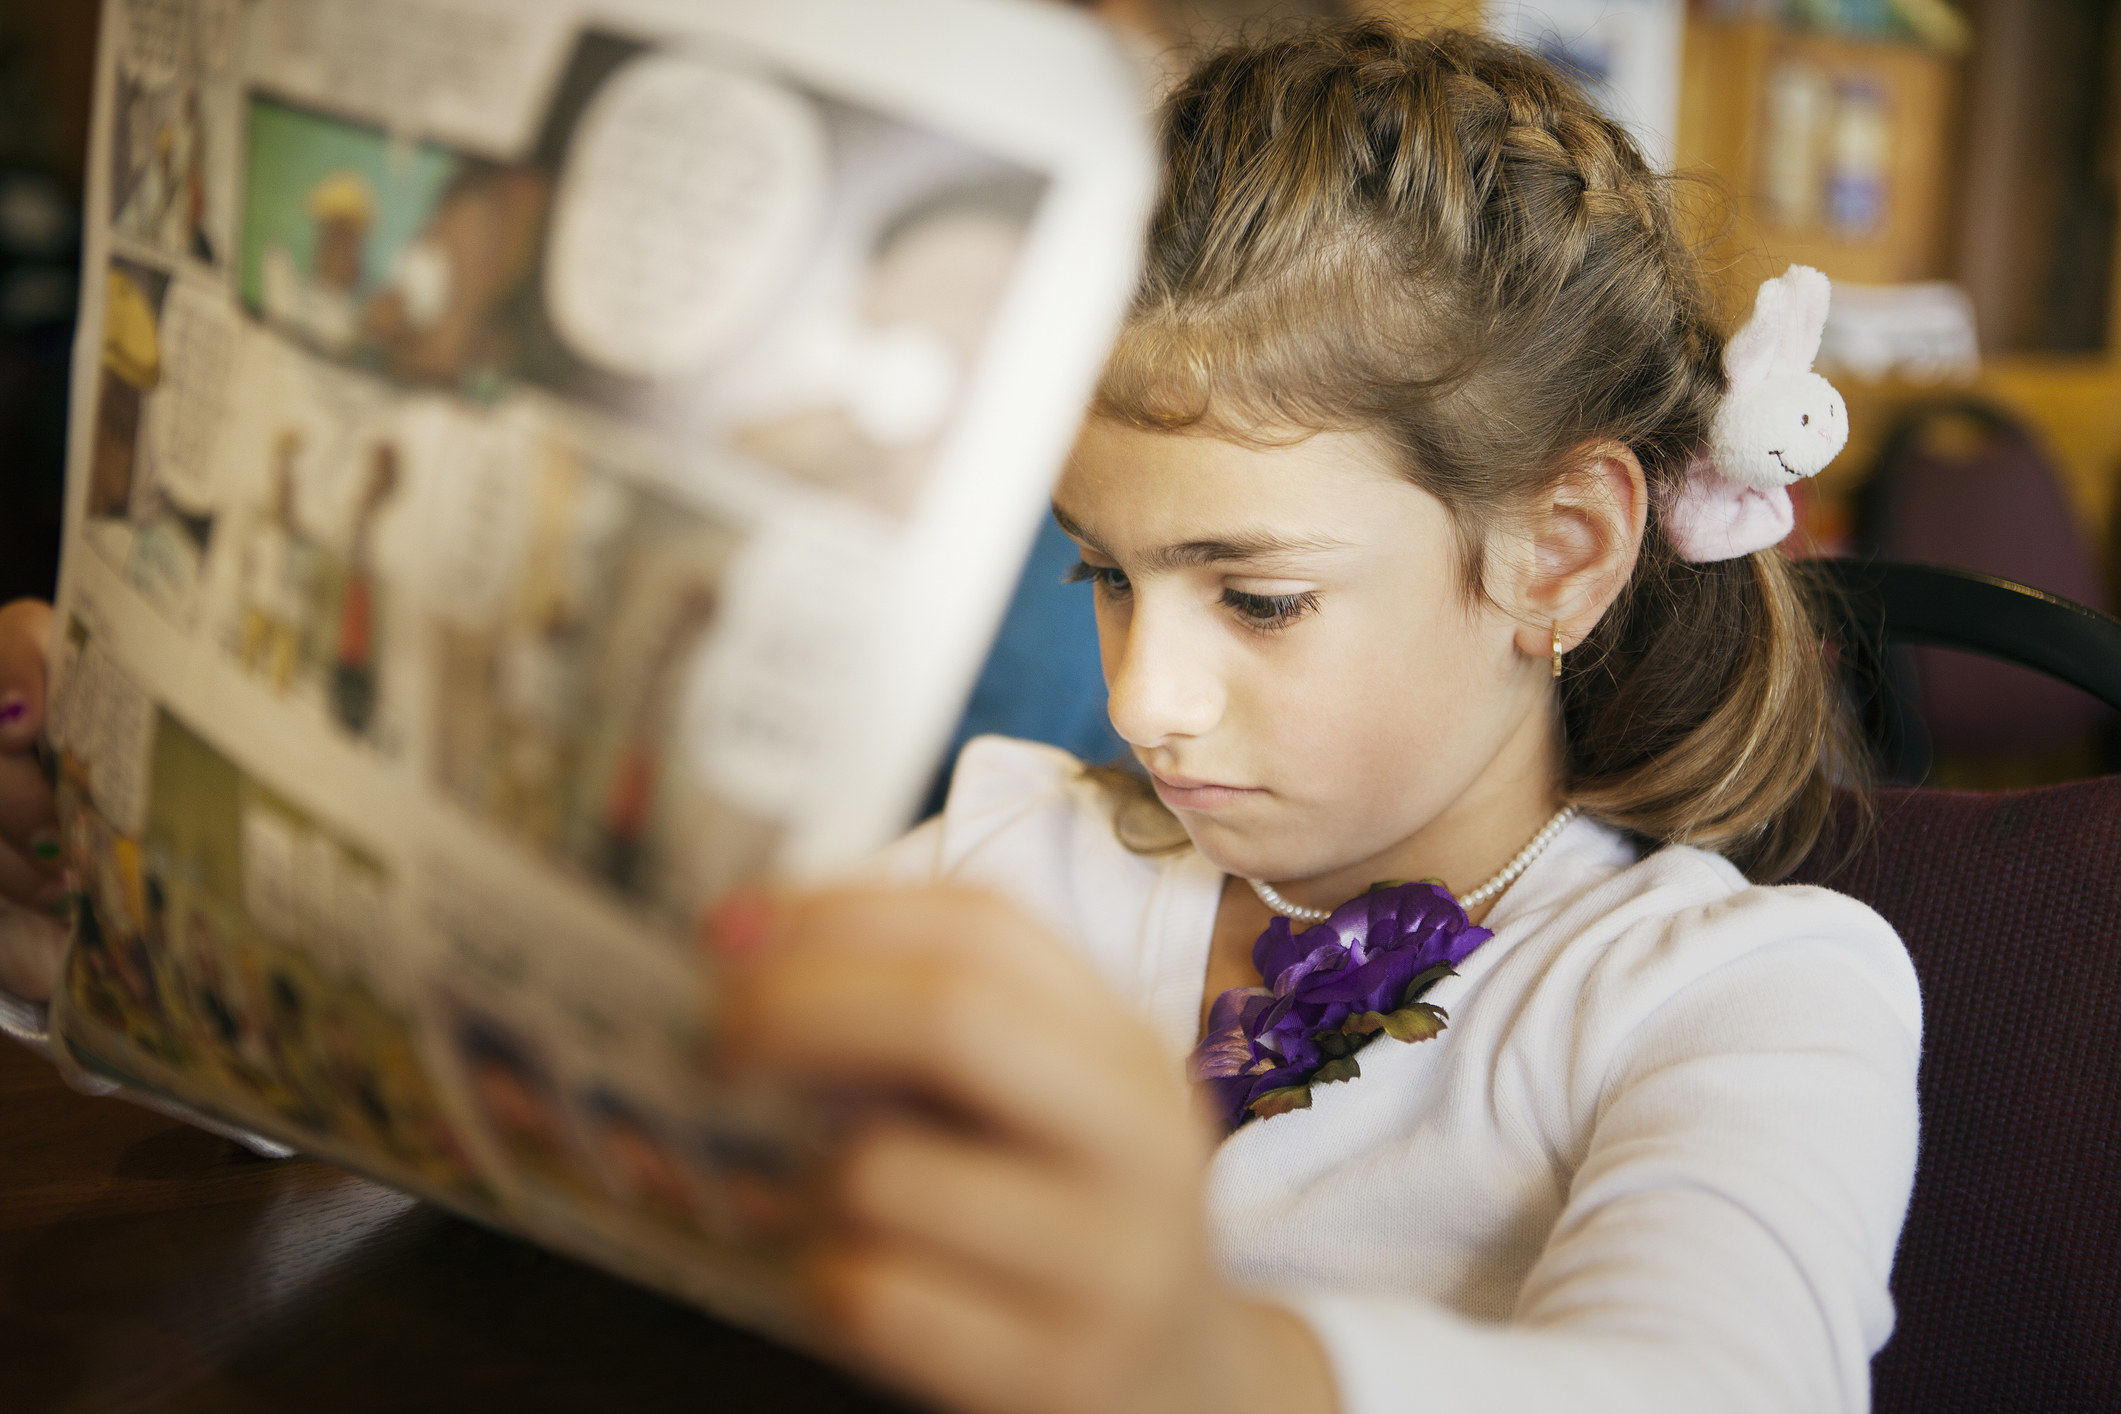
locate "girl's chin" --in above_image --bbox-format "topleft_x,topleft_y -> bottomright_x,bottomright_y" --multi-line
1188,827 -> 1337,888
1186,813 -> 1396,894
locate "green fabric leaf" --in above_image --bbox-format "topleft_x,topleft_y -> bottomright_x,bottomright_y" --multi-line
1400,963 -> 1457,1007
1249,1085 -> 1313,1119
1377,1001 -> 1449,1043
1342,1010 -> 1387,1036
1311,1056 -> 1363,1085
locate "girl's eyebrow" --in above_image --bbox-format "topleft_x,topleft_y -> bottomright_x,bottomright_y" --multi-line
1050,503 -> 1349,571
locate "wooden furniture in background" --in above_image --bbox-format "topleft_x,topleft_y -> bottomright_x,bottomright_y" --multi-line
1678,15 -> 1962,291
1955,0 -> 2121,356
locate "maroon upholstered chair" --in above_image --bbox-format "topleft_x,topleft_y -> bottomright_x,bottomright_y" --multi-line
1856,403 -> 2113,762
1791,778 -> 2121,1413
1792,560 -> 2121,1413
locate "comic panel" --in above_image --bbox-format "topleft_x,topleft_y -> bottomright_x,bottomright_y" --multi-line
184,339 -> 417,751
421,874 -> 825,1298
444,1003 -> 600,1203
81,257 -> 245,626
49,636 -> 486,1205
237,93 -> 544,389
234,30 -> 1047,519
108,0 -> 241,268
423,432 -> 781,926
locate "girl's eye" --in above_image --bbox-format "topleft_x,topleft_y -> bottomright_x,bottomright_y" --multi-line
1062,560 -> 1131,596
1220,587 -> 1319,630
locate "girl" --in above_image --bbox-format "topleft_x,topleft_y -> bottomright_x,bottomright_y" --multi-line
0,22 -> 1918,1414
708,22 -> 1917,1414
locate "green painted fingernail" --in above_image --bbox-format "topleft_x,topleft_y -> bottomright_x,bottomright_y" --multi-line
30,832 -> 61,861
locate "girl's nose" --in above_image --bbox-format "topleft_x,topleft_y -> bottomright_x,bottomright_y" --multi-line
1103,600 -> 1225,748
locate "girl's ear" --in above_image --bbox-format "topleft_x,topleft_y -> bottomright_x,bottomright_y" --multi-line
1508,440 -> 1646,664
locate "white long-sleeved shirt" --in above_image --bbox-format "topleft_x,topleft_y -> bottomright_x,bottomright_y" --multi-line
872,737 -> 1921,1414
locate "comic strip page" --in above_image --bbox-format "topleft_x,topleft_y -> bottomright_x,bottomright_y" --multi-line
40,0 -> 1152,1337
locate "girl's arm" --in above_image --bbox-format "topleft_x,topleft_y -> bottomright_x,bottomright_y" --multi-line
713,884 -> 1338,1414
1287,918 -> 1920,1414
719,882 -> 1917,1414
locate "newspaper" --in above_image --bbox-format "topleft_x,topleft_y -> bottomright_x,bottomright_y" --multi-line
37,0 -> 1151,1340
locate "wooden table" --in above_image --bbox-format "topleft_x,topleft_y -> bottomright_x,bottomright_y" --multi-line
0,1040 -> 912,1413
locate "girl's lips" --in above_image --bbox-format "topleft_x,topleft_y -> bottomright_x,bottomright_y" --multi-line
1148,769 -> 1265,812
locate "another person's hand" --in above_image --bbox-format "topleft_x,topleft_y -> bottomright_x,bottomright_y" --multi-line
0,598 -> 66,1001
711,885 -> 1336,1414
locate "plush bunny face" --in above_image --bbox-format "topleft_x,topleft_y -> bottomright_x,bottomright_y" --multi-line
1708,367 -> 1848,490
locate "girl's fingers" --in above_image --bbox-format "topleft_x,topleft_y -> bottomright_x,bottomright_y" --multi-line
0,838 -> 61,912
813,1241 -> 1070,1414
0,896 -> 68,1002
768,886 -> 1115,1013
836,1116 -> 1184,1307
717,885 -> 1195,1171
0,750 -> 57,856
728,941 -> 1192,1176
0,600 -> 52,752
0,599 -> 59,897
816,1199 -> 1328,1414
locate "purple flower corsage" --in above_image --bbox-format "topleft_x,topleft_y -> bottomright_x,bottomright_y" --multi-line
1188,881 -> 1492,1130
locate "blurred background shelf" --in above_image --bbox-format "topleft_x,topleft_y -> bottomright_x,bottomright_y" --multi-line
1678,15 -> 1962,289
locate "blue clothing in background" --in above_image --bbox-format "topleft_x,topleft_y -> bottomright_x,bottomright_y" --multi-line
924,516 -> 1124,815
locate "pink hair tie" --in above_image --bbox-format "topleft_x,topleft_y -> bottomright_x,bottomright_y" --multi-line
1665,265 -> 1849,563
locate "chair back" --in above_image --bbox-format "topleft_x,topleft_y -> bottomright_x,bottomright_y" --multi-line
1857,403 -> 2112,754
1791,777 -> 2121,1413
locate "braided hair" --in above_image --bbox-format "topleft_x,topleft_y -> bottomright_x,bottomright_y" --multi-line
1094,22 -> 1859,880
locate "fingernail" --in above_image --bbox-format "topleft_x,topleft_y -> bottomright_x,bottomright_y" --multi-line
29,830 -> 60,862
706,888 -> 778,960
0,694 -> 25,726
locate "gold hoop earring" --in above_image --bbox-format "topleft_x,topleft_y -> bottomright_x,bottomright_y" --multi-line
1551,622 -> 1564,679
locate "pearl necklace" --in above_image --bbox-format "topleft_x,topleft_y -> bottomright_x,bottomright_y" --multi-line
1247,805 -> 1579,924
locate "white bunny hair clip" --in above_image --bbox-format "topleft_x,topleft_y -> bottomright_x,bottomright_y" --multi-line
1664,264 -> 1849,563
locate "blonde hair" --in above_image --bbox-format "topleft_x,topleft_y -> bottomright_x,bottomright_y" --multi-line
1090,21 -> 1860,881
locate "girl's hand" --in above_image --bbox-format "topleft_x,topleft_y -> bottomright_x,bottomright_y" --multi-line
0,598 -> 66,1001
713,886 -> 1336,1414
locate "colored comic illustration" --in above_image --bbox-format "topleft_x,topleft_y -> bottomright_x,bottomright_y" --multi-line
234,32 -> 1044,519
108,0 -> 239,267
57,703 -> 483,1202
426,445 -> 778,923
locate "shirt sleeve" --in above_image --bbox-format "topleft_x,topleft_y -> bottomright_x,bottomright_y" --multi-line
854,813 -> 947,886
847,735 -> 1081,888
1281,901 -> 1921,1414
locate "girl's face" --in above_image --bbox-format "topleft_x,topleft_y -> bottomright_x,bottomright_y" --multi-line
1055,418 -> 1561,895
